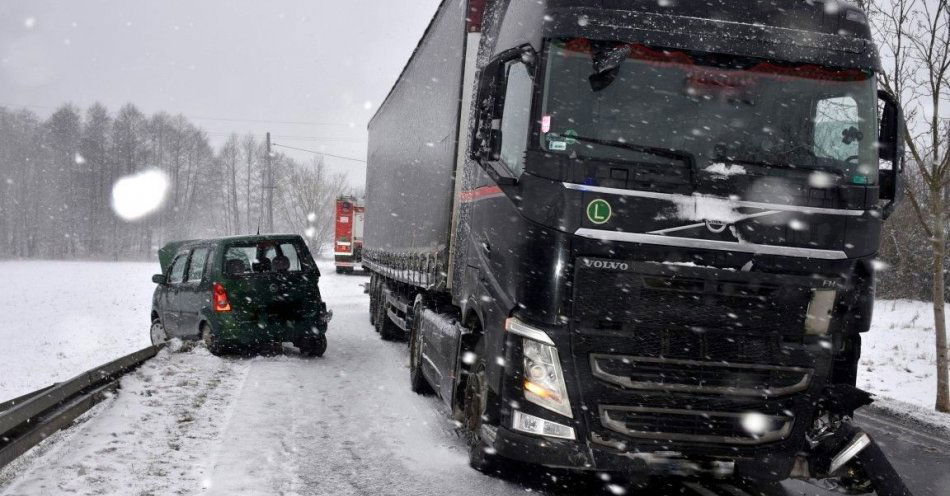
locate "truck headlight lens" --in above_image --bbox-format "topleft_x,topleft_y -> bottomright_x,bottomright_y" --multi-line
506,318 -> 573,418
521,337 -> 573,418
805,289 -> 837,336
512,410 -> 576,440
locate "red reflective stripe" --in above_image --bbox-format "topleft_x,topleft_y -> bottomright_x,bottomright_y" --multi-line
459,185 -> 503,203
467,0 -> 488,33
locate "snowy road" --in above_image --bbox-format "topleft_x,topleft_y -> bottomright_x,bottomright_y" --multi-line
1,266 -> 948,495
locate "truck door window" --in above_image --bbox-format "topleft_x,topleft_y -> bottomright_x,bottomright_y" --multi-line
814,96 -> 862,162
499,61 -> 533,177
168,254 -> 188,285
187,247 -> 209,283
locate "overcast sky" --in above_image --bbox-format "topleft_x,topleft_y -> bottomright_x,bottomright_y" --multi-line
0,0 -> 443,187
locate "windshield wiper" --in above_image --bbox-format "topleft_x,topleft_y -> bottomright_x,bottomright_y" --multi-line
557,134 -> 695,165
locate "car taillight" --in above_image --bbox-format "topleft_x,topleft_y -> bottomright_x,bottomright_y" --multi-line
213,282 -> 232,312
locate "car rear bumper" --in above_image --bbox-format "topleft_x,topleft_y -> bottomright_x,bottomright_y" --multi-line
211,313 -> 328,347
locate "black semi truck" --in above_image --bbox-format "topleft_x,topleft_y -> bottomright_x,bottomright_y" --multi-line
364,0 -> 906,489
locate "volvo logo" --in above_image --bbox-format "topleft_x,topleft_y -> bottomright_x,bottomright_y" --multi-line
583,259 -> 629,271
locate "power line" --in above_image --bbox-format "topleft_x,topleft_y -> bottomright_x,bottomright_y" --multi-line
272,143 -> 367,164
0,101 -> 361,129
204,132 -> 364,143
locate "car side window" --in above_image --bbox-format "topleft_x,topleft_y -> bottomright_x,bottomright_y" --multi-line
279,243 -> 302,271
498,60 -> 533,178
187,247 -> 209,283
168,254 -> 188,285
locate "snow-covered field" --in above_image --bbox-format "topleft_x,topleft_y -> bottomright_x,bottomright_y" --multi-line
0,261 -> 155,403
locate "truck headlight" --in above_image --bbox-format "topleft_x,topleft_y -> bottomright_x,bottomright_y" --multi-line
507,318 -> 573,418
805,289 -> 836,336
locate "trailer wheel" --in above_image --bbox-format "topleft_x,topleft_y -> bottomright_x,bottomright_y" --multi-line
463,340 -> 501,474
373,283 -> 386,335
369,274 -> 378,326
379,306 -> 402,341
409,296 -> 434,395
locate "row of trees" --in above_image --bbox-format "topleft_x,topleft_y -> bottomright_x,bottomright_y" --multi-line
0,103 -> 347,260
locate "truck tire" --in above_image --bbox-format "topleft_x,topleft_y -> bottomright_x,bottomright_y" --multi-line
375,282 -> 402,341
463,340 -> 501,474
369,274 -> 378,326
379,307 -> 402,341
409,297 -> 434,395
373,284 -> 386,335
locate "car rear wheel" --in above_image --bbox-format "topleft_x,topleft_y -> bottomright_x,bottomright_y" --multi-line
300,334 -> 327,358
150,319 -> 167,346
201,323 -> 223,356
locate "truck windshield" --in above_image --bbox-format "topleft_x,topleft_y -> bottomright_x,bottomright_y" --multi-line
541,38 -> 879,182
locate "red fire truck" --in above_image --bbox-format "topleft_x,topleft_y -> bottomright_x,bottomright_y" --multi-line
334,196 -> 365,274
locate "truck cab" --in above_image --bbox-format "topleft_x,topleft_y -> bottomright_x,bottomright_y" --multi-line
457,0 -> 902,480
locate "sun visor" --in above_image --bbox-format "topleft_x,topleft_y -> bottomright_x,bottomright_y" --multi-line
543,7 -> 880,71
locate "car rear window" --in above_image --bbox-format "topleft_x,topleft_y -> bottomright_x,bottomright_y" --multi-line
224,241 -> 311,275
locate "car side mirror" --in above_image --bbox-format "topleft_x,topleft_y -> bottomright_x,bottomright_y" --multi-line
152,274 -> 167,285
878,90 -> 905,219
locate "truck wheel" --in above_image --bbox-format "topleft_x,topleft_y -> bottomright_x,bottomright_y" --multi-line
373,284 -> 386,335
379,308 -> 402,341
409,298 -> 434,395
150,318 -> 168,346
463,341 -> 501,474
201,323 -> 223,356
369,275 -> 378,326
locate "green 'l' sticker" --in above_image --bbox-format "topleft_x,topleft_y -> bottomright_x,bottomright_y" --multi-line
587,199 -> 612,224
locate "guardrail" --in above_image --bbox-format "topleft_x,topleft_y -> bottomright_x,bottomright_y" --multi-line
0,345 -> 162,469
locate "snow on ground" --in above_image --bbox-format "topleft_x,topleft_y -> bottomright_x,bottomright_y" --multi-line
860,299 -> 945,416
0,260 -> 156,403
0,344 -> 249,495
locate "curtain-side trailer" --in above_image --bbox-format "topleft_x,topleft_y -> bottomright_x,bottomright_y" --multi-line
364,0 -> 908,491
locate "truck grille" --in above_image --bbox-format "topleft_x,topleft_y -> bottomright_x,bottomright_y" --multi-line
590,354 -> 812,397
599,406 -> 793,445
573,265 -> 812,336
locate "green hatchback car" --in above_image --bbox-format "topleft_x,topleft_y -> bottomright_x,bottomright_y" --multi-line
150,234 -> 332,356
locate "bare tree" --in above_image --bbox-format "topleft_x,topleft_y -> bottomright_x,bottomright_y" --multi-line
869,0 -> 950,412
278,156 -> 346,255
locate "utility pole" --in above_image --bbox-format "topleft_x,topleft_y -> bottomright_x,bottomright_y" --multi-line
265,132 -> 274,233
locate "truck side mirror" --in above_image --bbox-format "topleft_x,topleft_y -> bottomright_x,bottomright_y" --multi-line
878,90 -> 904,219
470,60 -> 501,162
152,274 -> 167,285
